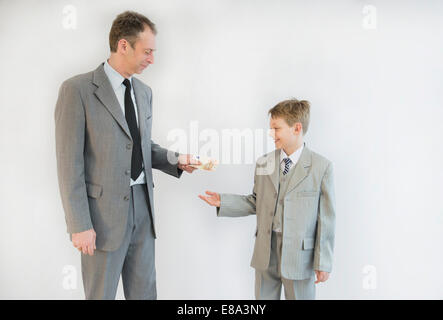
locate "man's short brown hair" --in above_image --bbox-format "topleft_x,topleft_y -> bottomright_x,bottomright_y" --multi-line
109,11 -> 157,52
268,99 -> 310,135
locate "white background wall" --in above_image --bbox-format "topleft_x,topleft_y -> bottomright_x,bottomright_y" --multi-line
1,0 -> 442,299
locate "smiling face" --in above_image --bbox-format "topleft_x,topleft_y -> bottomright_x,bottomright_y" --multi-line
269,116 -> 303,151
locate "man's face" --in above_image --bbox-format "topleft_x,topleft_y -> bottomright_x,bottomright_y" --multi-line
123,27 -> 156,75
269,116 -> 300,150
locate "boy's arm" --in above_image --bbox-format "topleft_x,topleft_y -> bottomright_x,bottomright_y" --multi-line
216,166 -> 257,217
313,162 -> 336,273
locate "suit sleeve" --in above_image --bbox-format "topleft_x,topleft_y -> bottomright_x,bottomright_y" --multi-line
148,87 -> 183,178
55,80 -> 93,234
151,141 -> 183,178
216,165 -> 257,217
313,162 -> 336,273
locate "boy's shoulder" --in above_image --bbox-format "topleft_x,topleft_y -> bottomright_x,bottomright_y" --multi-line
309,149 -> 333,177
255,149 -> 278,167
309,148 -> 332,168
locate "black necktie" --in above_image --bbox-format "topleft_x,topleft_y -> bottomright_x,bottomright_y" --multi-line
123,79 -> 143,180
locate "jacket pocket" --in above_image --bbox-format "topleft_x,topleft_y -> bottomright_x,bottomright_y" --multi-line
302,237 -> 315,250
297,191 -> 319,197
86,182 -> 103,199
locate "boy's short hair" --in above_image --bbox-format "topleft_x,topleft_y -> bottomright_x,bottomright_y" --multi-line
268,99 -> 310,135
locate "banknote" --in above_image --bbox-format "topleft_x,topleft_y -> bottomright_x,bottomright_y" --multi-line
189,155 -> 219,171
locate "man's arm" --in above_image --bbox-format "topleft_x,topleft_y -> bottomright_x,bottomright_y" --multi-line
54,80 -> 93,234
151,141 -> 183,178
313,162 -> 336,273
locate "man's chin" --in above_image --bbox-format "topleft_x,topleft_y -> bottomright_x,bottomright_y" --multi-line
137,66 -> 148,73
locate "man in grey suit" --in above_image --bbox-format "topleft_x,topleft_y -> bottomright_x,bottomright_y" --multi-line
200,99 -> 336,299
55,11 -> 199,299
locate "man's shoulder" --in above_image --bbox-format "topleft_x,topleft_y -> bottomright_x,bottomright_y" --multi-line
132,76 -> 152,94
60,70 -> 94,91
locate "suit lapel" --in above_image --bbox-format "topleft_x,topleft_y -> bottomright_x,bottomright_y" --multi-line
132,78 -> 151,146
286,145 -> 312,194
92,63 -> 132,140
265,145 -> 312,193
132,78 -> 151,120
264,149 -> 281,193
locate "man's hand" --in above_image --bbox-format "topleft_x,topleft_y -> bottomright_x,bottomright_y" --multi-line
198,191 -> 221,207
178,154 -> 201,173
72,228 -> 96,256
315,270 -> 330,284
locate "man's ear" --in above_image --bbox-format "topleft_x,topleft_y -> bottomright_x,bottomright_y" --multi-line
117,39 -> 129,54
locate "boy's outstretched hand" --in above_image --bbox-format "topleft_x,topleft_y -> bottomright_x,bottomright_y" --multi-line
315,270 -> 330,284
198,191 -> 221,207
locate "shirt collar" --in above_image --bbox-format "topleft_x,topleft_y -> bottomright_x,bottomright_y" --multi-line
103,59 -> 133,91
280,142 -> 305,165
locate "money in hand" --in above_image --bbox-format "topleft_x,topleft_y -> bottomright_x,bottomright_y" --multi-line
190,155 -> 219,171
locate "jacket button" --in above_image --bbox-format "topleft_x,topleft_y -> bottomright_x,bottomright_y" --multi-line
267,229 -> 271,235
125,170 -> 130,175
126,143 -> 132,150
270,211 -> 273,217
124,195 -> 130,201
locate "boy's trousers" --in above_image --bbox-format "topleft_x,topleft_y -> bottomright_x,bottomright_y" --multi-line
255,231 -> 315,300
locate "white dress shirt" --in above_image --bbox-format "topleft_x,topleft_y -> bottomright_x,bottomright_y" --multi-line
103,59 -> 146,186
280,143 -> 304,173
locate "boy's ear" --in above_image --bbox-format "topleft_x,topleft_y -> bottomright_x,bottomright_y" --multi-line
293,122 -> 303,134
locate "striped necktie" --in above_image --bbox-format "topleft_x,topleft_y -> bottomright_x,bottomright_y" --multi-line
282,157 -> 292,175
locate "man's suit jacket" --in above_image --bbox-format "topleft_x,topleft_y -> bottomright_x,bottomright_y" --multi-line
55,63 -> 182,251
217,146 -> 336,280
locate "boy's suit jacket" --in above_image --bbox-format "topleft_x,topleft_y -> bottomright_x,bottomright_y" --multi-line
55,63 -> 182,252
217,145 -> 336,280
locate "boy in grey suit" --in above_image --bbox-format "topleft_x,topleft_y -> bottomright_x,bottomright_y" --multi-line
199,99 -> 336,299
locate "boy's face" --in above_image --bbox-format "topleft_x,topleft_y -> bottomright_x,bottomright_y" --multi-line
269,116 -> 302,150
